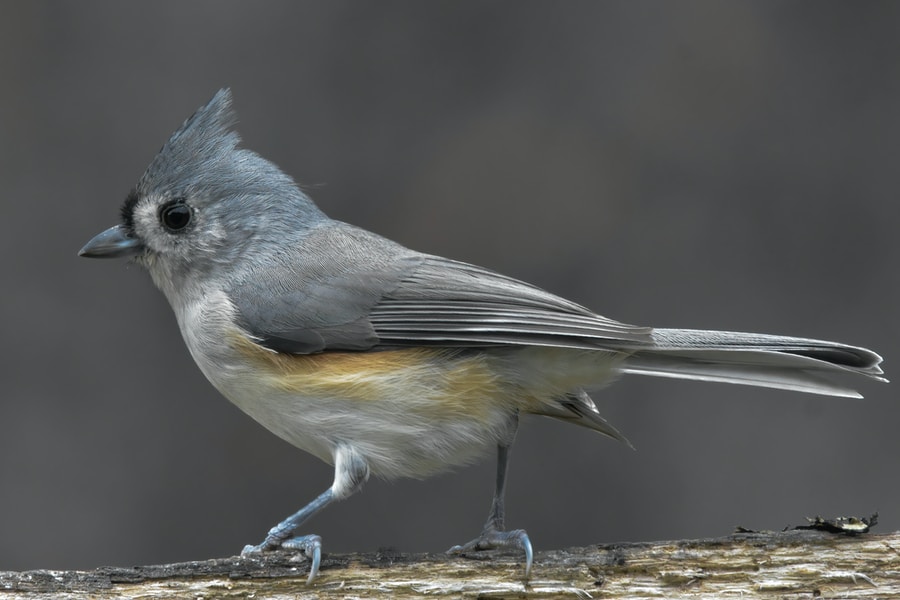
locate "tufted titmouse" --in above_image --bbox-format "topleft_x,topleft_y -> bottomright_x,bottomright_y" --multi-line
80,90 -> 885,583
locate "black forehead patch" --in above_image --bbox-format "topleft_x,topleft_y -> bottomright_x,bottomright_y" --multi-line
120,188 -> 140,231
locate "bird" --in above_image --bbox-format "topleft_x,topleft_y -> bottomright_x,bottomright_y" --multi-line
79,89 -> 885,583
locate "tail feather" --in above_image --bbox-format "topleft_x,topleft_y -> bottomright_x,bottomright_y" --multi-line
620,328 -> 885,398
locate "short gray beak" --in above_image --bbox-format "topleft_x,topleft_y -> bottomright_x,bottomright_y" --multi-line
79,225 -> 143,258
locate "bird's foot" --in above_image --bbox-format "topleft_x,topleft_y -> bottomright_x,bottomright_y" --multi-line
242,533 -> 322,583
447,528 -> 533,579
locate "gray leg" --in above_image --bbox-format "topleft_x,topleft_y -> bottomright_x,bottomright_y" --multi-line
242,445 -> 369,583
447,413 -> 533,579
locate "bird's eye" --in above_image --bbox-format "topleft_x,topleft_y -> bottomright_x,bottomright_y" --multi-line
159,199 -> 193,232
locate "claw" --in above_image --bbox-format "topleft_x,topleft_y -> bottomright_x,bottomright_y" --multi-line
448,528 -> 533,580
240,534 -> 323,584
282,534 -> 322,583
521,531 -> 533,579
241,543 -> 260,555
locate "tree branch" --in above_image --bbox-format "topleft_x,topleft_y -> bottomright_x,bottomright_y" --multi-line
2,530 -> 897,599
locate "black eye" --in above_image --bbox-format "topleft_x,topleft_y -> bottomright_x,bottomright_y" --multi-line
159,199 -> 192,232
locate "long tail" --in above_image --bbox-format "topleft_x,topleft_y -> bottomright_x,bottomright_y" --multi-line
620,328 -> 886,398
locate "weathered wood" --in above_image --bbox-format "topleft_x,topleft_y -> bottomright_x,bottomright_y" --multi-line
2,531 -> 898,599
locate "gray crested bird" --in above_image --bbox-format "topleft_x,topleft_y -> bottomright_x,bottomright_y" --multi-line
80,89 -> 885,583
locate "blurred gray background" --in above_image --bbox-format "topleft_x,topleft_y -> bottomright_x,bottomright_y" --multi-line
1,1 -> 897,571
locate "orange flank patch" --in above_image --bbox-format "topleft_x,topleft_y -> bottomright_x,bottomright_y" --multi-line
228,333 -> 511,418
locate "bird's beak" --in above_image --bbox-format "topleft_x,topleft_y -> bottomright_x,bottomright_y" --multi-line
79,224 -> 143,258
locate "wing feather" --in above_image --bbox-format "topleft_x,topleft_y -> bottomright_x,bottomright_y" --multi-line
369,255 -> 653,347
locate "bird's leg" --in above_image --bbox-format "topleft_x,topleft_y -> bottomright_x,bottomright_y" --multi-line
447,412 -> 533,579
241,445 -> 369,583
